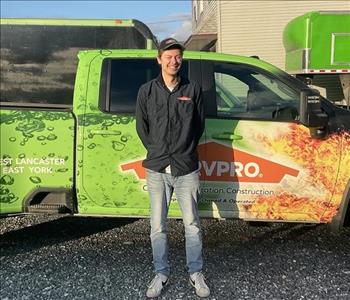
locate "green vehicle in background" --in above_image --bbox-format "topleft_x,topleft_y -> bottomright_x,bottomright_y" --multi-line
0,18 -> 156,105
1,18 -> 350,229
0,17 -> 156,214
283,11 -> 350,109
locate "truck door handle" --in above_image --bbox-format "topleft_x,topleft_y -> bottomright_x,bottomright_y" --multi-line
90,130 -> 121,136
211,132 -> 243,141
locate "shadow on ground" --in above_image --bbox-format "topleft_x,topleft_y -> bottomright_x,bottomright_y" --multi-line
0,215 -> 138,256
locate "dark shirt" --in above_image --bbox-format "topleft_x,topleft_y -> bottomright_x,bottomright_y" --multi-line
136,74 -> 205,176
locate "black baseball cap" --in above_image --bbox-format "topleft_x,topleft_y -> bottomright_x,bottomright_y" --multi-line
158,38 -> 185,52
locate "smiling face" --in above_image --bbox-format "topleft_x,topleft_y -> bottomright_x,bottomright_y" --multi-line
157,48 -> 183,78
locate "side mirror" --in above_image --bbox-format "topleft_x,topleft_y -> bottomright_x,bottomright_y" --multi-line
299,89 -> 328,139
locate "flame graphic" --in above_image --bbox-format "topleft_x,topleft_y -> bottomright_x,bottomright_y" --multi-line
242,124 -> 350,222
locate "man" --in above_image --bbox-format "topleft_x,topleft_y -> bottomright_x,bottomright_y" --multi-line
135,38 -> 209,298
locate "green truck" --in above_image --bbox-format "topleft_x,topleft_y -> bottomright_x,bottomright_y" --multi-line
283,11 -> 350,109
1,19 -> 350,228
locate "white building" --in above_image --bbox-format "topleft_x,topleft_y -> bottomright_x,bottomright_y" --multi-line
186,0 -> 349,70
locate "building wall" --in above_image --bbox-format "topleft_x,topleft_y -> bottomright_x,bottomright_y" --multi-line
216,1 -> 349,69
192,0 -> 218,34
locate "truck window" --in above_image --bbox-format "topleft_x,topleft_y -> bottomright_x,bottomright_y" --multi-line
211,62 -> 299,120
105,58 -> 188,113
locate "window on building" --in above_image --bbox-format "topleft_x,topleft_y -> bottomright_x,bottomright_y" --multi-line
193,4 -> 197,22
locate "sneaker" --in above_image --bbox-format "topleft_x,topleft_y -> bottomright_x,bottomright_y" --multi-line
146,273 -> 168,298
189,272 -> 210,298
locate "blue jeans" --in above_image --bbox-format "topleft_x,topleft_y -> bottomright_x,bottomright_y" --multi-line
146,169 -> 203,277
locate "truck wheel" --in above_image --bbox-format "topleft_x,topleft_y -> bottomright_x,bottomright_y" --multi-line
329,180 -> 350,231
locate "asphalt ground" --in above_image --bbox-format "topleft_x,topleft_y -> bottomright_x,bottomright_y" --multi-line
0,215 -> 349,300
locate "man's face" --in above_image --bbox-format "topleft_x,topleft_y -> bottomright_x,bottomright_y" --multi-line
157,48 -> 183,77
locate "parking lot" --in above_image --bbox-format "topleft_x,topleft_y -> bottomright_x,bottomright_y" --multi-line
0,215 -> 349,299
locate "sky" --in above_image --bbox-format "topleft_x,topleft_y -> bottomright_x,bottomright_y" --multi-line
0,0 -> 193,41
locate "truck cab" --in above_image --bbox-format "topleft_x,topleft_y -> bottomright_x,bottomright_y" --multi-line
72,50 -> 350,224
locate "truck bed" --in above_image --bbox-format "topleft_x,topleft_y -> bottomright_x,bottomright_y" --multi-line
0,105 -> 75,214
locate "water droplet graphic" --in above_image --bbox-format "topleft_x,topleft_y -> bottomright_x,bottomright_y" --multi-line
121,136 -> 128,142
112,141 -> 125,151
37,135 -> 46,141
16,118 -> 45,137
9,137 -> 16,142
114,201 -> 127,207
102,121 -> 114,127
0,186 -> 10,195
18,153 -> 25,158
56,168 -> 69,173
79,194 -> 87,201
89,104 -> 98,110
47,134 -> 57,141
121,116 -> 131,125
0,190 -> 18,203
23,133 -> 34,138
88,143 -> 96,149
0,175 -> 14,185
3,154 -> 12,160
48,153 -> 55,157
77,145 -> 84,151
29,176 -> 41,184
47,126 -> 54,131
112,115 -> 120,123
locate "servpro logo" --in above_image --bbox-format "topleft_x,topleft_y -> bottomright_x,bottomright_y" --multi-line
197,142 -> 299,183
120,142 -> 299,183
200,161 -> 260,179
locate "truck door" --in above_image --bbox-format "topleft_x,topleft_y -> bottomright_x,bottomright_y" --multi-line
199,60 -> 342,222
76,57 -> 195,216
76,57 -> 158,215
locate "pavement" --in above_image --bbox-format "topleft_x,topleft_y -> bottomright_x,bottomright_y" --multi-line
0,215 -> 349,299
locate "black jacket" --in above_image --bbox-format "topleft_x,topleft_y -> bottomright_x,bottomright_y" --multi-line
136,74 -> 205,176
